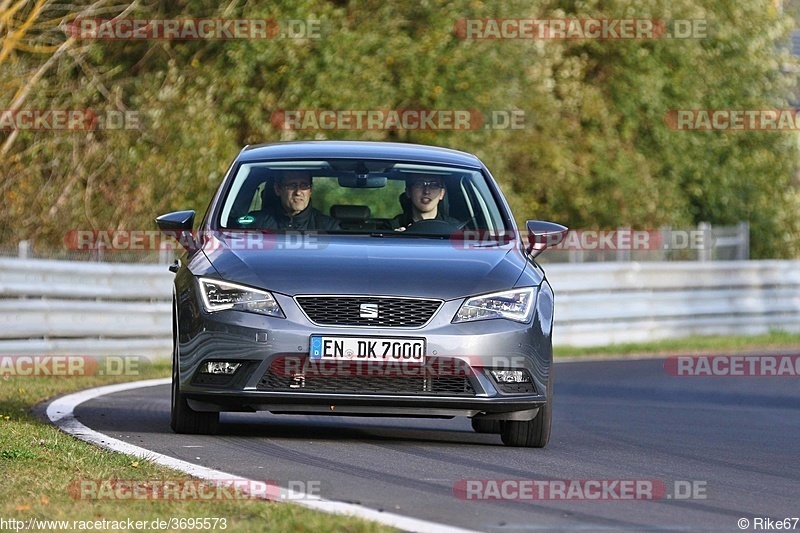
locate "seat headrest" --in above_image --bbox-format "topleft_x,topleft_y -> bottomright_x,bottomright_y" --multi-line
260,180 -> 282,211
330,204 -> 371,221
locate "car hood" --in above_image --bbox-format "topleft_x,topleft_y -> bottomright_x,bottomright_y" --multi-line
201,234 -> 529,300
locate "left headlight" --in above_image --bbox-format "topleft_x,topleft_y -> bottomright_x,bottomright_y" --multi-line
453,287 -> 538,324
198,277 -> 284,318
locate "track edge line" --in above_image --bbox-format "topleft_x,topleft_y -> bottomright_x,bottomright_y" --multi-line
44,378 -> 480,533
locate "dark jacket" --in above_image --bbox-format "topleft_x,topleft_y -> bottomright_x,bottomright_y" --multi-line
258,205 -> 341,231
390,210 -> 459,230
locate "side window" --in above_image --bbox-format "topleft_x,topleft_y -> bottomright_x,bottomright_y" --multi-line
461,176 -> 504,231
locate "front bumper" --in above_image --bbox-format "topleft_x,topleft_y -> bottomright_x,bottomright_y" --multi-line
185,390 -> 544,420
176,289 -> 554,421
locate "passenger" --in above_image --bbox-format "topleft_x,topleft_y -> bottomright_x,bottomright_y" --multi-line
257,171 -> 340,231
391,174 -> 459,230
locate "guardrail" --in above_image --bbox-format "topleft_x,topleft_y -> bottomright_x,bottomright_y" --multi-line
539,221 -> 749,263
0,258 -> 798,357
0,258 -> 173,358
546,261 -> 800,346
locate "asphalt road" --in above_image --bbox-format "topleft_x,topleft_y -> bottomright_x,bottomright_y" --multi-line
67,358 -> 799,532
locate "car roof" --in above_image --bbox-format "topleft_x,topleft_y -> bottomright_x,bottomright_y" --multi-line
238,141 -> 484,169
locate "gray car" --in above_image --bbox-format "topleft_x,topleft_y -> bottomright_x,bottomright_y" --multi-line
157,141 -> 566,447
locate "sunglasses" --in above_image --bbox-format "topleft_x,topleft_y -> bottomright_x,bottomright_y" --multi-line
410,180 -> 444,191
279,181 -> 312,191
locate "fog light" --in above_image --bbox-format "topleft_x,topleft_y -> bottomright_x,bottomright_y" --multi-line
490,370 -> 531,383
200,361 -> 241,375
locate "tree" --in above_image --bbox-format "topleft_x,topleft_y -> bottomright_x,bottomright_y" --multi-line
1,0 -> 798,258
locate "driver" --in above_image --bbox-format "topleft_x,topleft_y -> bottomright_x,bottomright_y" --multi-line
391,174 -> 459,230
256,171 -> 340,231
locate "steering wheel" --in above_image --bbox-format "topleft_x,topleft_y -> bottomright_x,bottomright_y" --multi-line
457,217 -> 477,230
403,219 -> 459,235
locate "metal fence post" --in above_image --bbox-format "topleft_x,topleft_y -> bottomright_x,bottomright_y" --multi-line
616,227 -> 631,262
697,222 -> 711,262
737,221 -> 750,260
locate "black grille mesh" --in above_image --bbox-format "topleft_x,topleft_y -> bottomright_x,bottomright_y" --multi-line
295,296 -> 441,327
257,356 -> 475,396
494,381 -> 536,394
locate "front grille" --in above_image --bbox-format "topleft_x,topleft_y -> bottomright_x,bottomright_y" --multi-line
192,373 -> 238,387
495,381 -> 537,394
295,296 -> 441,327
257,356 -> 475,396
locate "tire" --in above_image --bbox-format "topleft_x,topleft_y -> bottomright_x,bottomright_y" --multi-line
170,301 -> 219,435
471,418 -> 502,434
500,402 -> 551,448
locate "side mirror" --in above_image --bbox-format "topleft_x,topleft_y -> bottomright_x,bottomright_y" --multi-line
156,210 -> 196,252
525,220 -> 568,258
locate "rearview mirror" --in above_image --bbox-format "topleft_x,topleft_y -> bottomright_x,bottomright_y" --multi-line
337,175 -> 387,188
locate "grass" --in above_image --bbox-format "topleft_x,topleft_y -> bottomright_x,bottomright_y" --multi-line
554,330 -> 800,358
0,358 -> 395,532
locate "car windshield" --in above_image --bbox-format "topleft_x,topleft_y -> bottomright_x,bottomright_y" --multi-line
216,159 -> 510,236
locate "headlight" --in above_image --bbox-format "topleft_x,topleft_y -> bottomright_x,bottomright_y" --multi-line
198,278 -> 284,318
453,287 -> 537,324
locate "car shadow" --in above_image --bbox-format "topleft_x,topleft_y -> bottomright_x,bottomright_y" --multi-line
71,401 -> 503,447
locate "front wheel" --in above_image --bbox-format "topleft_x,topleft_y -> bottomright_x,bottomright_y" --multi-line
171,373 -> 219,435
170,301 -> 219,435
500,403 -> 551,448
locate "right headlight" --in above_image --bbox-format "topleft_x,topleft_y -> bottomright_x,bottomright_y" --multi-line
198,277 -> 284,318
453,287 -> 537,324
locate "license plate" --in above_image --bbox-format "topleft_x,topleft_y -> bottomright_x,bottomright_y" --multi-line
309,336 -> 426,362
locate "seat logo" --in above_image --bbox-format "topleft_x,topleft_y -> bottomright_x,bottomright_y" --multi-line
359,303 -> 379,319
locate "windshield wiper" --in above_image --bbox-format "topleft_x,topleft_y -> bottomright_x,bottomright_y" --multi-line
367,231 -> 446,239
